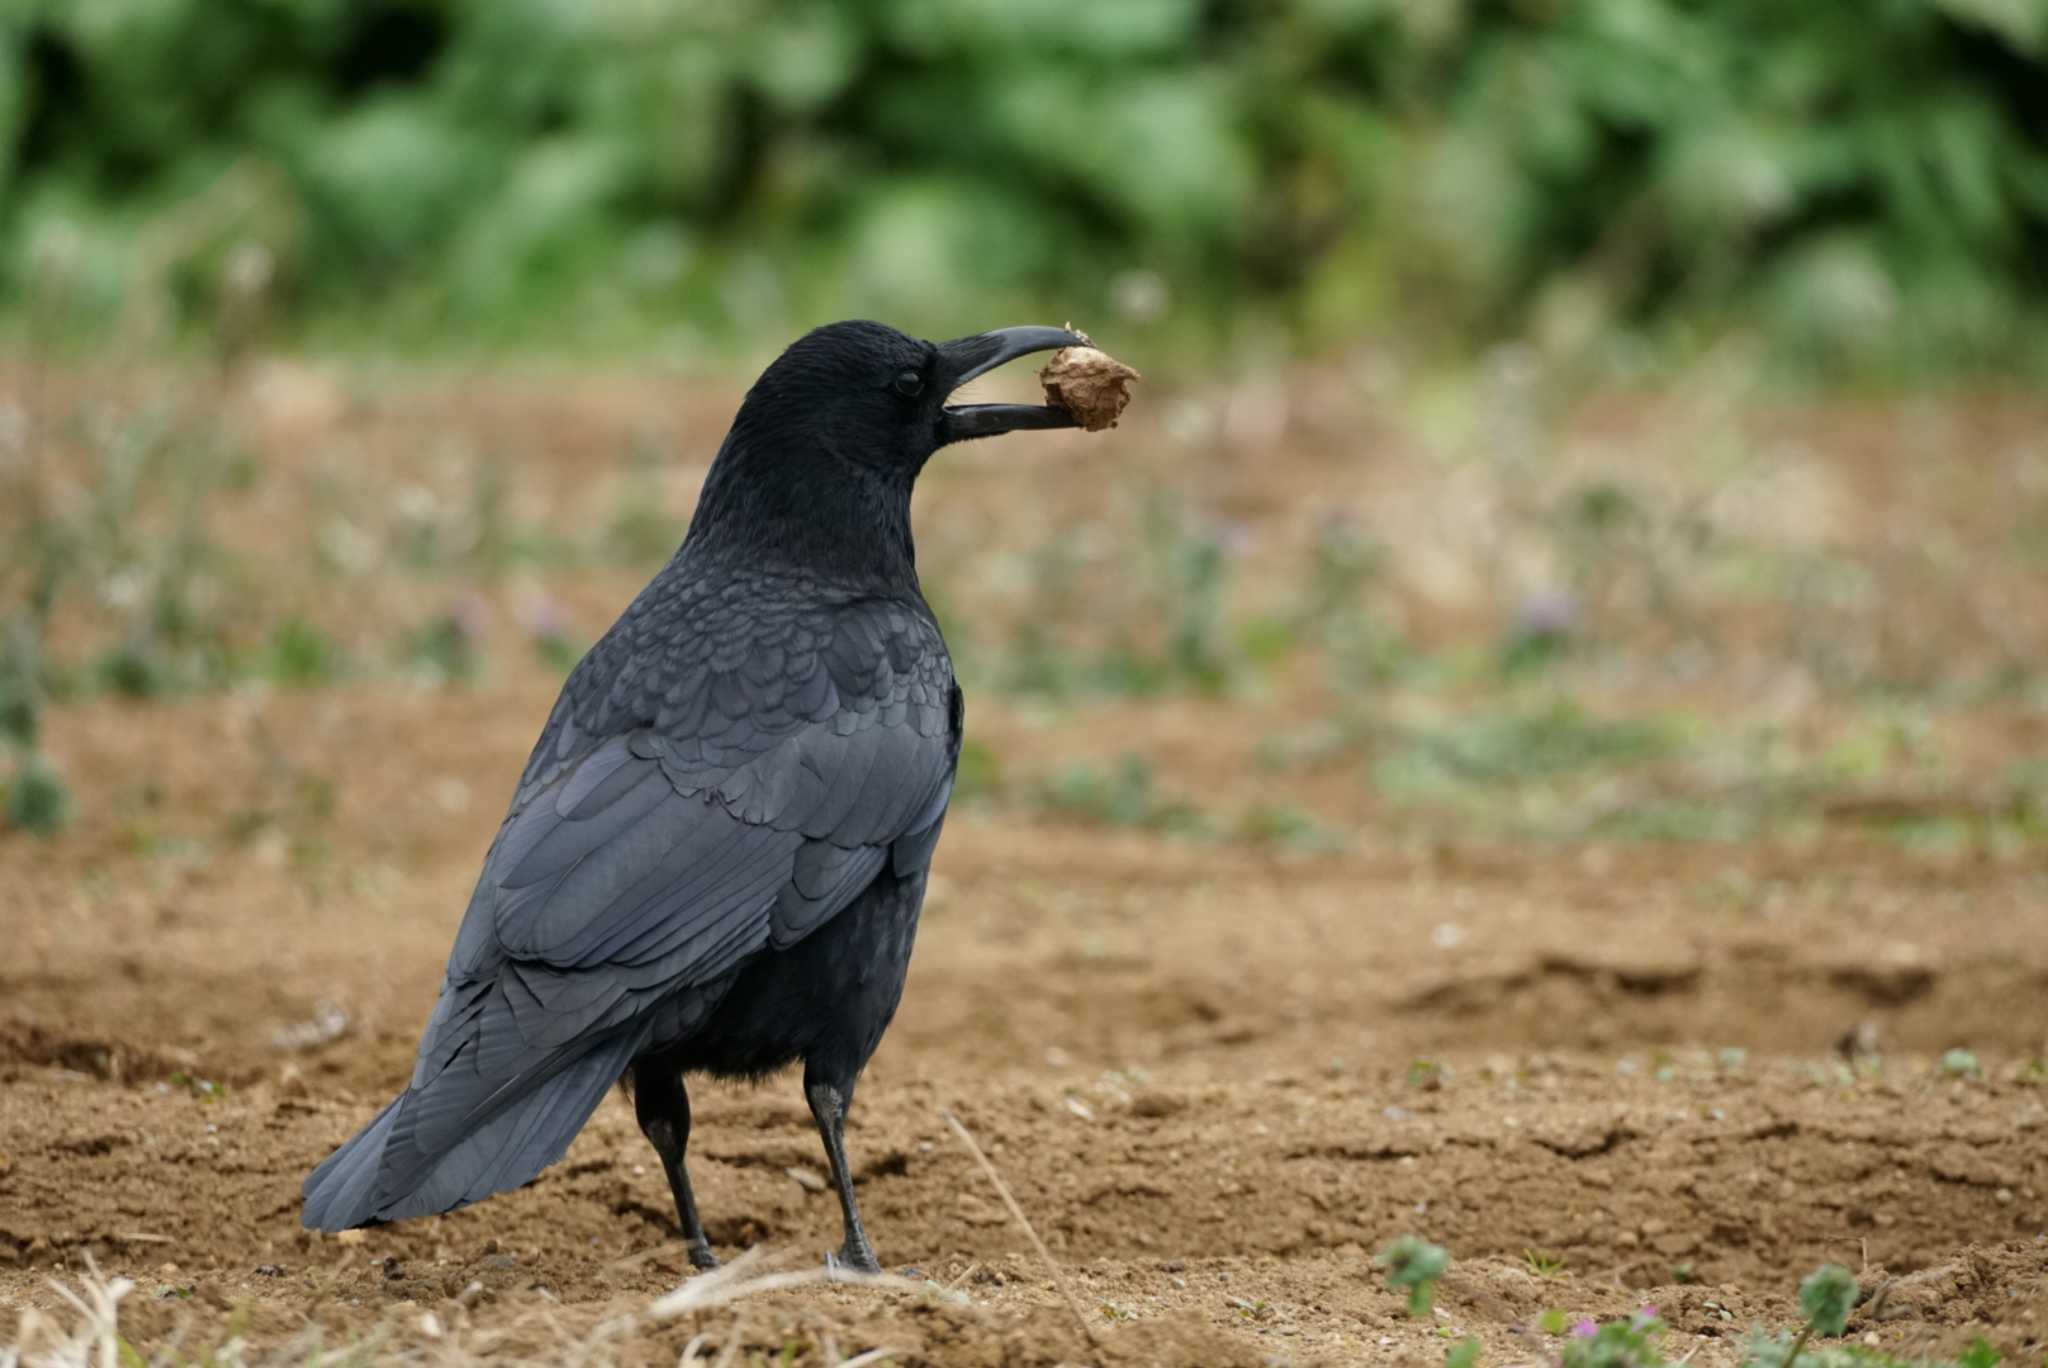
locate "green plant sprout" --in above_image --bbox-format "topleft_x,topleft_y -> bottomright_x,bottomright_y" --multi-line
1561,1308 -> 1667,1368
1376,1235 -> 1451,1317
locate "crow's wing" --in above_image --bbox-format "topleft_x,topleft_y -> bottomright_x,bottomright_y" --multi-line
469,589 -> 957,963
303,591 -> 957,1226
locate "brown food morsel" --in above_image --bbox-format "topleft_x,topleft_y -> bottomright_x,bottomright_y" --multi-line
1039,342 -> 1139,432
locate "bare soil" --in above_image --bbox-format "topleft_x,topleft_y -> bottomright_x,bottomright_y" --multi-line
3,360 -> 2046,1364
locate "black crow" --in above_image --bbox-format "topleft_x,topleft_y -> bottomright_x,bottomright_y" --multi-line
302,320 -> 1091,1272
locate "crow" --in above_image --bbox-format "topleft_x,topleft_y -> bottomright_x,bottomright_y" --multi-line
301,320 -> 1091,1272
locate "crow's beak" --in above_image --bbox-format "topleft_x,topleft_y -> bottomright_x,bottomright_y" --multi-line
935,325 -> 1088,444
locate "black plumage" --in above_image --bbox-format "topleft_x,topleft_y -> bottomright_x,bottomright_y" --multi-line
302,320 -> 1089,1271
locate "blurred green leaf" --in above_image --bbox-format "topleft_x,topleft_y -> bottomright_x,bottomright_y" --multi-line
5,752 -> 71,837
2,0 -> 2045,367
1934,0 -> 2048,54
1796,1263 -> 1858,1338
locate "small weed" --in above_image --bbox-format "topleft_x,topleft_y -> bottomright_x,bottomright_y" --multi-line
1145,497 -> 1237,696
93,638 -> 181,699
1524,1248 -> 1566,1278
1445,1336 -> 1482,1368
1036,755 -> 1207,836
1298,514 -> 1414,691
4,751 -> 72,836
1408,1058 -> 1449,1090
166,1071 -> 226,1102
1562,1308 -> 1667,1368
1798,1264 -> 1858,1337
1500,588 -> 1577,679
1369,698 -> 1690,840
1375,1235 -> 1450,1317
0,620 -> 68,835
1741,1264 -> 1859,1368
1235,801 -> 1349,855
1954,1341 -> 2002,1368
1374,700 -> 1677,794
1299,513 -> 1382,640
1539,1309 -> 1572,1336
1940,1048 -> 1982,1079
516,593 -> 581,674
1805,1059 -> 1857,1089
401,598 -> 488,686
0,625 -> 42,749
264,617 -> 344,686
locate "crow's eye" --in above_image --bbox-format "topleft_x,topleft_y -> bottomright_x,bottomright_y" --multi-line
893,369 -> 924,398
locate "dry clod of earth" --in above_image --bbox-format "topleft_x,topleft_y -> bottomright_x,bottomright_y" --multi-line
1040,327 -> 1139,431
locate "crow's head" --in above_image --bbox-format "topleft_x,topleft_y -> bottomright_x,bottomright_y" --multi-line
692,319 -> 1095,581
731,319 -> 1088,474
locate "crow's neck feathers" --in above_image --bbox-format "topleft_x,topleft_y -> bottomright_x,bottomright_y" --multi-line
681,425 -> 922,592
671,321 -> 945,592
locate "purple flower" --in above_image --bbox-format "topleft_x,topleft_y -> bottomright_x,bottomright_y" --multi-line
1571,1319 -> 1597,1339
448,592 -> 490,643
1512,588 -> 1578,640
1633,1306 -> 1658,1325
516,591 -> 570,641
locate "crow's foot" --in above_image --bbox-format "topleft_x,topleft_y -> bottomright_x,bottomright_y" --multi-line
824,1242 -> 882,1277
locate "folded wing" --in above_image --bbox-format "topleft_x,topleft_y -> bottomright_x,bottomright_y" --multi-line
302,596 -> 958,1229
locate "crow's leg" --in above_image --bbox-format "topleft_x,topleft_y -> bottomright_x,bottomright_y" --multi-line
804,1065 -> 879,1274
634,1067 -> 718,1270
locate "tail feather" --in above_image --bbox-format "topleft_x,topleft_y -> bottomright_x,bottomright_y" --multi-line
300,1096 -> 401,1231
301,1031 -> 642,1231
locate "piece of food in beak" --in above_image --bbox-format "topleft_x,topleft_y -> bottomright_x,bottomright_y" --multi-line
1039,338 -> 1140,432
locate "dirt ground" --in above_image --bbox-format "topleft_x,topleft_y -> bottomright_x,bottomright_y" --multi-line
3,358 -> 2047,1365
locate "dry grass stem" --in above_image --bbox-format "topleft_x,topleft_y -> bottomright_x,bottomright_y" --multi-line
941,1108 -> 1099,1349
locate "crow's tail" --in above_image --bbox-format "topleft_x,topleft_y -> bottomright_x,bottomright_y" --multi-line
300,1030 -> 643,1231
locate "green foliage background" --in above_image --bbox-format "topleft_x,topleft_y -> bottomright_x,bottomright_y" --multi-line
4,0 -> 2047,368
